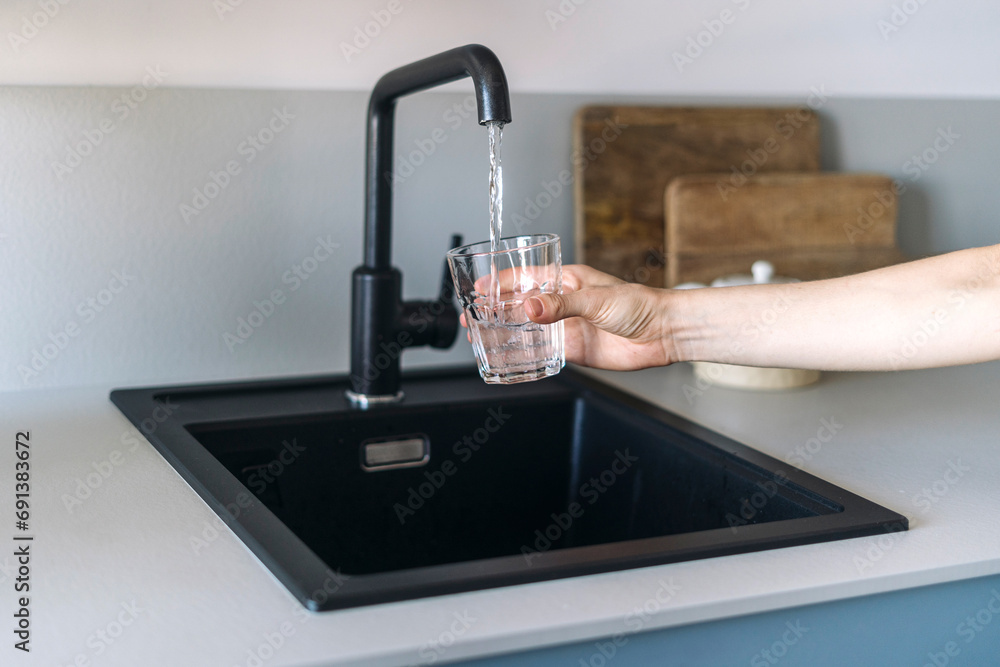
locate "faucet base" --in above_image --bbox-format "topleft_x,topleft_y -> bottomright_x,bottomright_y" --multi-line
345,389 -> 405,409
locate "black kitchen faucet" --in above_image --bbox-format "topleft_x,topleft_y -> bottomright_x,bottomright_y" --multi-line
347,44 -> 513,407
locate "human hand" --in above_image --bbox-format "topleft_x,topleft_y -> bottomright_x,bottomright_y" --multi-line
523,264 -> 679,371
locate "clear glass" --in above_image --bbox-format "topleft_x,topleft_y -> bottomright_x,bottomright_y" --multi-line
447,234 -> 565,384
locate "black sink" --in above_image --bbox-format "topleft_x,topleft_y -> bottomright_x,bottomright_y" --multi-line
111,368 -> 906,611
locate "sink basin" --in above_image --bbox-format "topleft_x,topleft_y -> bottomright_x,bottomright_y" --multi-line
111,367 -> 906,611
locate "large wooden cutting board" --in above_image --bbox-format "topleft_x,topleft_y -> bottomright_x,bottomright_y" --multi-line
665,172 -> 907,286
574,106 -> 821,286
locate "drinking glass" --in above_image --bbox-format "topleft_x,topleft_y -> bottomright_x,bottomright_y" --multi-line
447,233 -> 565,384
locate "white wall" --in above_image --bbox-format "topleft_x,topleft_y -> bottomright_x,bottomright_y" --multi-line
1,0 -> 998,98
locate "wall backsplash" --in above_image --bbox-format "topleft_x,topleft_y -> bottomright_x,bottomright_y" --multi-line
2,87 -> 997,392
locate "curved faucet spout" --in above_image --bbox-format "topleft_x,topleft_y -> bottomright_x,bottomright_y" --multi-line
364,44 -> 512,270
368,43 -> 512,127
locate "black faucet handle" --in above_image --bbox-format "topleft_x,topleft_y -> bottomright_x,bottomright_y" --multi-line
396,235 -> 462,352
419,235 -> 461,350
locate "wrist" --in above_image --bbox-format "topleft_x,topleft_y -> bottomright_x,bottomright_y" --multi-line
659,287 -> 709,364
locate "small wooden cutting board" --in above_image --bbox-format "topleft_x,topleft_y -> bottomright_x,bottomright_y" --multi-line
665,172 -> 907,286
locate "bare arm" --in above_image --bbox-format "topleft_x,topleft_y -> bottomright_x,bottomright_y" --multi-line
525,245 -> 1000,371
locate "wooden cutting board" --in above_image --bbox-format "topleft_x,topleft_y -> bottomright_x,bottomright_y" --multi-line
574,106 -> 821,286
665,172 -> 907,286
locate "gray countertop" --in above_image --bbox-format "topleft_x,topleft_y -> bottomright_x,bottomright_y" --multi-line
6,361 -> 1000,666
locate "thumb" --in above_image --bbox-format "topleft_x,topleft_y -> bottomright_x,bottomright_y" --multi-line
526,290 -> 600,324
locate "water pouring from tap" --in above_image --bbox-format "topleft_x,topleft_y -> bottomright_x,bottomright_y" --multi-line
487,120 -> 504,315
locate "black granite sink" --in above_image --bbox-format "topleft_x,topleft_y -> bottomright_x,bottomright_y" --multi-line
111,367 -> 906,611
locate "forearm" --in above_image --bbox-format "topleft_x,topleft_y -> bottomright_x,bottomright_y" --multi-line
671,245 -> 1000,371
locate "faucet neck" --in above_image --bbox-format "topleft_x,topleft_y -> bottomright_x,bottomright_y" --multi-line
363,44 -> 512,270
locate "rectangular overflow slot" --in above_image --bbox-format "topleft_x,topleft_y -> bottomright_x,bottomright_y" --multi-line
362,435 -> 429,472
